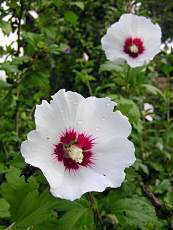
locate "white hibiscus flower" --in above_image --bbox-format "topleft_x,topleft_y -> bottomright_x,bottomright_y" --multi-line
101,13 -> 162,67
21,89 -> 135,201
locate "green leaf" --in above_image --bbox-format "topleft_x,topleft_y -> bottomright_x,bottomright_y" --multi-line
9,154 -> 25,168
14,190 -> 57,227
52,0 -> 63,7
149,162 -> 164,173
0,21 -> 12,35
64,11 -> 78,26
57,207 -> 94,230
24,32 -> 44,54
0,163 -> 7,174
48,198 -> 94,229
107,196 -> 160,229
0,198 -> 10,218
0,62 -> 18,74
49,43 -> 69,54
70,2 -> 85,10
58,43 -> 70,52
0,226 -> 5,230
134,159 -> 149,175
99,61 -> 123,73
162,65 -> 173,76
154,179 -> 171,194
142,84 -> 162,95
117,98 -> 143,133
24,69 -> 50,91
76,71 -> 95,83
0,167 -> 63,228
0,167 -> 38,218
0,80 -> 10,90
164,191 -> 173,208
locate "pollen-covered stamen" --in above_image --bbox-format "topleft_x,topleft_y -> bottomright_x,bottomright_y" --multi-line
63,144 -> 83,163
129,44 -> 139,53
67,145 -> 83,163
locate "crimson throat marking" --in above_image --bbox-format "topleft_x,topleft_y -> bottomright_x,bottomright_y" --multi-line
54,129 -> 94,171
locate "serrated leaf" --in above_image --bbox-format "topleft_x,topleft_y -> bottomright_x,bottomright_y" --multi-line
0,167 -> 62,228
107,197 -> 160,229
0,198 -> 10,217
15,190 -> 57,227
0,167 -> 38,218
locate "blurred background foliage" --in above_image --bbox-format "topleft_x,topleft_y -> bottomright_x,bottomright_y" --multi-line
0,0 -> 173,229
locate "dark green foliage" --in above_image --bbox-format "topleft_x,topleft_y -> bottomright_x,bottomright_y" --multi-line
0,0 -> 172,229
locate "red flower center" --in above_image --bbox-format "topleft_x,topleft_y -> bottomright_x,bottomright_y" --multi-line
54,129 -> 94,171
123,37 -> 144,58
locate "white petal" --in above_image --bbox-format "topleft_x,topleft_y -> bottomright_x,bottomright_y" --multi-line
50,167 -> 110,201
92,137 -> 135,186
93,137 -> 135,166
112,58 -> 125,65
132,16 -> 161,64
118,14 -> 145,36
101,22 -> 127,62
119,14 -> 161,39
21,130 -> 64,188
75,97 -> 131,142
35,100 -> 64,142
125,56 -> 148,67
51,89 -> 85,127
35,89 -> 84,142
21,130 -> 53,164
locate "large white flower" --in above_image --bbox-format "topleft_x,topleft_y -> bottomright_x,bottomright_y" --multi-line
101,14 -> 161,67
21,89 -> 135,201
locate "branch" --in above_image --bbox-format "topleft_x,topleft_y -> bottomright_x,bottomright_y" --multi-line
15,0 -> 24,136
16,0 -> 24,56
140,181 -> 172,218
141,182 -> 163,208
